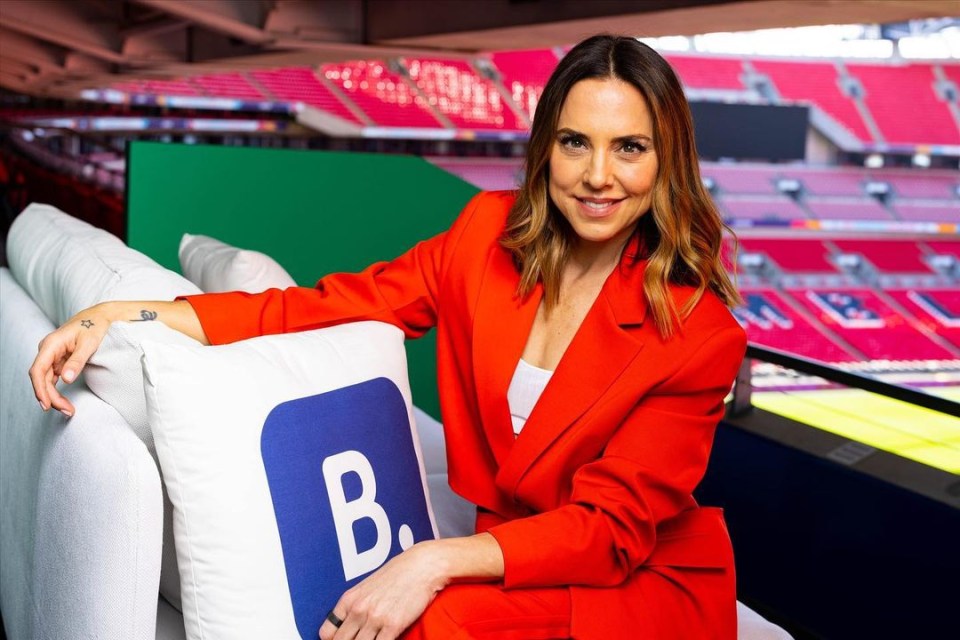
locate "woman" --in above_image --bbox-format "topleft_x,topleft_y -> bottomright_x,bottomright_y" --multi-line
31,35 -> 745,639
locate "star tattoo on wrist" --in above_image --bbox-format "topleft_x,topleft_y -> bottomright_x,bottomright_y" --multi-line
80,319 -> 94,329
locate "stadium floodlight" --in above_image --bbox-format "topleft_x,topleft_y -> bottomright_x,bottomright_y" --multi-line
911,153 -> 931,168
864,153 -> 884,169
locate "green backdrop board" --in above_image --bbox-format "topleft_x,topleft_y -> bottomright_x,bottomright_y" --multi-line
127,141 -> 481,418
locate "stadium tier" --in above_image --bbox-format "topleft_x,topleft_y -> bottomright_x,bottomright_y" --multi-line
717,194 -> 809,220
322,61 -> 443,128
401,58 -> 524,130
804,196 -> 895,220
735,288 -> 858,361
740,238 -> 839,272
788,287 -> 956,361
426,157 -> 523,191
831,239 -> 934,273
750,59 -> 873,142
885,289 -> 960,349
701,163 -> 781,194
784,167 -> 866,196
190,73 -> 266,100
892,201 -> 959,223
846,62 -> 960,146
489,49 -> 560,121
249,68 -> 362,123
663,54 -> 745,89
924,240 -> 960,258
874,169 -> 959,199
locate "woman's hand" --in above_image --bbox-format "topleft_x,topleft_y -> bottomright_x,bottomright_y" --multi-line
30,299 -> 209,417
318,533 -> 504,640
318,541 -> 448,640
30,302 -> 117,417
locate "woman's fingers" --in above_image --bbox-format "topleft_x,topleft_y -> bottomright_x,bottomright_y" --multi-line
318,606 -> 349,640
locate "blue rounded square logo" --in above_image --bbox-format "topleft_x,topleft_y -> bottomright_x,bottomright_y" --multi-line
260,377 -> 435,639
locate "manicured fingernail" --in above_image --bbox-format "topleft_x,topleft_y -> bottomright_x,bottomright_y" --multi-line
60,409 -> 73,418
62,370 -> 75,383
39,400 -> 46,411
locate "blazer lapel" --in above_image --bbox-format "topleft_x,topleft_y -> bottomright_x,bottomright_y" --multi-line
496,253 -> 650,497
472,243 -> 543,467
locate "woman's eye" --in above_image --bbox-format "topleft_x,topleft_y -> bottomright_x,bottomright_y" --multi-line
621,141 -> 647,154
559,135 -> 585,149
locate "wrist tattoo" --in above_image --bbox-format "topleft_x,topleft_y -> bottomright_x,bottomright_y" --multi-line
80,319 -> 94,329
131,310 -> 158,322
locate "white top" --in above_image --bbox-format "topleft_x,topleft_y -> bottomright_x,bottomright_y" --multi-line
507,358 -> 554,436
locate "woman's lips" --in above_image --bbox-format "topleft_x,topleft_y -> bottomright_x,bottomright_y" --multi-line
576,197 -> 623,217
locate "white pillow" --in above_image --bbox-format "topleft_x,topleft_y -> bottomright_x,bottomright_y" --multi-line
140,321 -> 437,640
178,233 -> 297,293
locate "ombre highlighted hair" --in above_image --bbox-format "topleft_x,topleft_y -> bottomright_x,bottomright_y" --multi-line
501,35 -> 740,339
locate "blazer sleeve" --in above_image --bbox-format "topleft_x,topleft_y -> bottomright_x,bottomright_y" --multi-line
181,192 -> 487,345
487,321 -> 747,589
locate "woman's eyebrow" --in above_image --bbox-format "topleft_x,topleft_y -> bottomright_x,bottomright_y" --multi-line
555,128 -> 653,143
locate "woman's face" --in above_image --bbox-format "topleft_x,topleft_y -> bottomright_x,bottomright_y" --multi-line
547,77 -> 659,254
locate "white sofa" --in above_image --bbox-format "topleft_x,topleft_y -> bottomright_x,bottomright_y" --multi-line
0,203 -> 791,639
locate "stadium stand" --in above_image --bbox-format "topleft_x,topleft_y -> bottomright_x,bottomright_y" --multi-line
892,201 -> 958,223
885,289 -> 960,349
735,287 -> 859,361
751,59 -> 874,142
426,157 -> 523,191
663,54 -> 746,89
190,72 -> 267,100
717,194 -> 809,220
831,239 -> 935,273
322,61 -> 443,129
804,196 -> 894,220
401,57 -> 524,130
846,62 -> 960,146
788,287 -> 956,360
489,49 -> 560,121
701,163 -> 782,194
250,68 -> 363,123
785,167 -> 866,196
874,168 -> 959,199
740,238 -> 839,273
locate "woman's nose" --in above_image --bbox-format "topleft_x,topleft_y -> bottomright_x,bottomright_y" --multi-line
582,151 -> 613,190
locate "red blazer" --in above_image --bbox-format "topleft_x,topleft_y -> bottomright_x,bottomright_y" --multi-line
186,191 -> 747,639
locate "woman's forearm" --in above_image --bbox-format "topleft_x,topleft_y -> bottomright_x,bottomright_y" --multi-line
425,532 -> 505,587
97,299 -> 210,345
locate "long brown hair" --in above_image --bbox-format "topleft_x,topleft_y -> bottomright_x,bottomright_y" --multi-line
501,35 -> 740,338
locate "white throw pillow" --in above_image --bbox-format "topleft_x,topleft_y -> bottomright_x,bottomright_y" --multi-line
140,321 -> 437,640
178,233 -> 297,293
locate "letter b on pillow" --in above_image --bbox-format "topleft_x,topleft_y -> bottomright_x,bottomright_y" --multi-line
141,322 -> 437,640
262,379 -> 434,637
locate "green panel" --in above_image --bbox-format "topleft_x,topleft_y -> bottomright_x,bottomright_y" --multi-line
127,141 -> 480,418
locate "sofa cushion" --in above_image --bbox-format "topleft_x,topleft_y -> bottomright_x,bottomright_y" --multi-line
6,203 -> 201,611
140,321 -> 437,640
178,232 -> 297,293
0,268 -> 164,640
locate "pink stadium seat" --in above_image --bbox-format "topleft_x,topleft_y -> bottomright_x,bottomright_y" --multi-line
718,195 -> 808,220
924,240 -> 960,259
663,54 -> 745,90
846,63 -> 960,146
785,167 -> 865,196
141,79 -> 202,96
804,197 -> 894,220
740,238 -> 837,273
191,72 -> 266,100
426,157 -> 523,191
885,289 -> 960,349
403,58 -> 523,131
752,59 -> 872,142
831,239 -> 934,273
700,163 -> 781,194
490,49 -> 560,121
736,288 -> 857,362
892,201 -> 959,223
249,68 -> 361,124
322,61 -> 442,128
788,288 -> 955,360
873,169 -> 959,199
